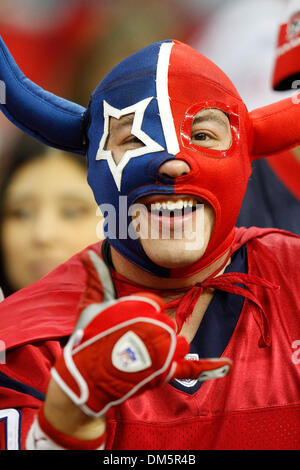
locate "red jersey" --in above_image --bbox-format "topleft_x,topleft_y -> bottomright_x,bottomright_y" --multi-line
0,227 -> 299,450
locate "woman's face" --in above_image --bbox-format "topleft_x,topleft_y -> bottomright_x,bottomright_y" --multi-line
1,151 -> 103,291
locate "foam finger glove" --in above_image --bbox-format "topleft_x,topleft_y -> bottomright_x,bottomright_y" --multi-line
51,250 -> 232,418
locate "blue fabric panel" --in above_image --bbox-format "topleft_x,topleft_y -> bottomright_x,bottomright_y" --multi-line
237,159 -> 300,235
172,245 -> 247,394
0,371 -> 45,402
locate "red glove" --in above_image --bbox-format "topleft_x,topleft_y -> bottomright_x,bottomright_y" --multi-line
52,250 -> 232,418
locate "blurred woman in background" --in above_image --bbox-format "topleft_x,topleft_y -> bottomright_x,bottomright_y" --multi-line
0,135 -> 103,297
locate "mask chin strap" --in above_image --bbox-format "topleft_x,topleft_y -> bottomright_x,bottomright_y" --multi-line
0,35 -> 87,154
250,96 -> 300,160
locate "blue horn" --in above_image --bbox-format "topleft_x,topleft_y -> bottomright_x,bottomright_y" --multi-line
0,36 -> 87,154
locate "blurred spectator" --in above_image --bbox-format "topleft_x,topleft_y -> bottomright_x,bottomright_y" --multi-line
192,0 -> 300,234
0,0 -> 205,299
0,136 -> 103,297
0,0 -> 200,152
0,0 -> 104,96
0,0 -> 105,155
70,0 -> 202,104
191,0 -> 294,109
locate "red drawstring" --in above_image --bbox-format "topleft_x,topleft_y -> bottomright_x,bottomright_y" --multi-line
112,250 -> 279,348
165,272 -> 279,347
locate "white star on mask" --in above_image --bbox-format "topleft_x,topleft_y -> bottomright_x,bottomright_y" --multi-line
96,97 -> 164,191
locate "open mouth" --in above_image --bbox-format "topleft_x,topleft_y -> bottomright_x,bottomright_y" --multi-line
131,194 -> 206,241
149,198 -> 198,217
137,195 -> 204,219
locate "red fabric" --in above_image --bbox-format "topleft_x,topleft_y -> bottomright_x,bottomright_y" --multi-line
0,341 -> 62,449
166,271 -> 278,345
77,252 -> 105,312
54,294 -> 180,416
249,97 -> 300,159
0,2 -> 103,95
0,227 -> 295,352
250,8 -> 300,161
107,404 -> 300,450
0,243 -> 101,351
267,150 -> 300,202
166,41 -> 252,278
105,229 -> 300,450
272,14 -> 300,90
54,255 -> 231,416
0,227 -> 299,449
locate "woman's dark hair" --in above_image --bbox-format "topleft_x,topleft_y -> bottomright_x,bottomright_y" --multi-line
0,134 -> 88,297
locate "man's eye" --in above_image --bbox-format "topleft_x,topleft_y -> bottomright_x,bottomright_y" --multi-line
61,207 -> 89,219
191,131 -> 216,144
123,135 -> 143,146
4,207 -> 34,220
192,132 -> 211,141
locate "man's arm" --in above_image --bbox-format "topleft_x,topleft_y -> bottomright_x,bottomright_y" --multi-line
24,250 -> 231,450
44,380 -> 105,441
26,380 -> 106,450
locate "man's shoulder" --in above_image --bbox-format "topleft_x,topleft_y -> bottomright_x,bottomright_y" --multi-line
234,226 -> 300,252
0,241 -> 104,351
235,227 -> 300,283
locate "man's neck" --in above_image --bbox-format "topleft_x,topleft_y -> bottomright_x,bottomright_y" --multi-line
111,247 -> 231,290
111,247 -> 231,341
111,247 -> 231,342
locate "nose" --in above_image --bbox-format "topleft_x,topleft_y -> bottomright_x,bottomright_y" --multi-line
31,210 -> 57,246
158,159 -> 190,179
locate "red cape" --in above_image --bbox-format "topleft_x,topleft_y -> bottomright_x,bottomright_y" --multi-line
0,226 -> 297,350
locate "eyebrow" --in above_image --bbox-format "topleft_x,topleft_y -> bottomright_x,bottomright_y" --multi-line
192,111 -> 230,128
4,192 -> 91,203
109,115 -> 134,131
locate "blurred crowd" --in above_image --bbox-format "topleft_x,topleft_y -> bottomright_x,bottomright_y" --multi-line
0,0 -> 299,297
0,0 -> 215,296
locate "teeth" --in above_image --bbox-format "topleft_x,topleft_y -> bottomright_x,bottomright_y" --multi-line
150,199 -> 197,211
167,201 -> 176,210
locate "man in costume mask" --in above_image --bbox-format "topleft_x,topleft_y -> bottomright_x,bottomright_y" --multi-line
0,37 -> 299,450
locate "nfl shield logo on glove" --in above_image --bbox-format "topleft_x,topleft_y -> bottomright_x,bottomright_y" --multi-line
112,331 -> 152,373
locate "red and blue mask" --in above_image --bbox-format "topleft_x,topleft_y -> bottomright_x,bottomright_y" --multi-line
0,37 -> 299,278
86,40 -> 252,277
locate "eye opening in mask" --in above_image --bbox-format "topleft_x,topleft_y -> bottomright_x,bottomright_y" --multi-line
180,103 -> 240,159
104,113 -> 145,165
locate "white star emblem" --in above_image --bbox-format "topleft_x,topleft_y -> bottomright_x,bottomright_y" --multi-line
96,97 -> 164,191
